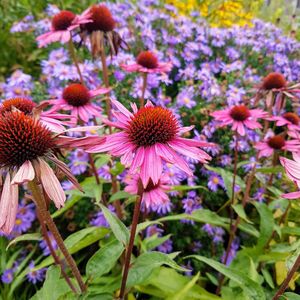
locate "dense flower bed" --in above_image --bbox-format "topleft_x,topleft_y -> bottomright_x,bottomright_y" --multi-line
0,1 -> 299,299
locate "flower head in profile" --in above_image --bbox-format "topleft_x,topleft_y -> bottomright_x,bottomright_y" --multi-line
80,4 -> 127,57
87,100 -> 212,188
268,112 -> 300,132
211,105 -> 268,136
0,97 -> 68,133
47,83 -> 110,124
280,152 -> 300,199
0,111 -> 94,234
36,10 -> 92,47
125,174 -> 171,214
255,134 -> 300,158
121,50 -> 172,74
261,72 -> 287,91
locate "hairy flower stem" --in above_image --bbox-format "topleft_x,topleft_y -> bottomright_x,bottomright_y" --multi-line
139,73 -> 148,108
216,159 -> 258,295
119,192 -> 143,299
38,212 -> 78,294
68,40 -> 84,84
99,44 -> 123,219
28,180 -> 86,293
272,254 -> 300,300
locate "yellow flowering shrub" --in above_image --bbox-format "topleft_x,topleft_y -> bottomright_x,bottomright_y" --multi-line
166,0 -> 263,28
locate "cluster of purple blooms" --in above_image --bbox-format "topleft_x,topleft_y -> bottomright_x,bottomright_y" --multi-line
0,0 -> 299,284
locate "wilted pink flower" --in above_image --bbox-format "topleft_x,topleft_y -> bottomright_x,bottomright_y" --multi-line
0,111 -> 97,234
47,83 -> 110,124
36,10 -> 91,47
211,105 -> 268,136
268,112 -> 300,131
280,152 -> 300,199
125,174 -> 171,211
121,51 -> 172,74
87,100 -> 212,187
255,134 -> 300,158
0,97 -> 68,133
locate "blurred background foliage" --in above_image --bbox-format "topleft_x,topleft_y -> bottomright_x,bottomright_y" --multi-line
0,0 -> 299,79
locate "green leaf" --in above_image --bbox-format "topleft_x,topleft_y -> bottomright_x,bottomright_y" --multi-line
189,256 -> 266,300
51,195 -> 82,219
30,266 -> 70,300
143,234 -> 172,252
284,292 -> 300,300
110,162 -> 125,176
232,204 -> 253,224
253,202 -> 274,248
257,166 -> 283,174
261,268 -> 274,289
172,185 -> 208,191
167,272 -> 200,300
127,252 -> 187,287
190,209 -> 229,229
35,227 -> 109,270
86,239 -> 124,279
94,154 -> 111,169
99,204 -> 129,245
136,267 -> 220,300
6,233 -> 41,250
109,191 -> 134,203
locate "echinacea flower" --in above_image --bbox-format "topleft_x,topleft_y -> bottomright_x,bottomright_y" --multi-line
80,4 -> 127,57
125,174 -> 171,212
255,134 -> 300,158
0,97 -> 68,133
121,50 -> 172,74
36,10 -> 91,47
261,72 -> 287,91
0,111 -> 93,234
211,105 -> 267,136
47,83 -> 110,123
280,152 -> 300,199
87,100 -> 212,187
268,112 -> 300,131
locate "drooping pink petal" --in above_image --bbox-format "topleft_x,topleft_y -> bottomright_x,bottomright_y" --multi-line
38,158 -> 66,209
11,160 -> 35,184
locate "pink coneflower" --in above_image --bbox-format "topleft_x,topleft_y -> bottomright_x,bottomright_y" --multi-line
80,4 -> 127,57
261,72 -> 287,91
255,135 -> 300,158
0,111 -> 93,234
121,51 -> 172,74
47,83 -> 110,124
211,105 -> 268,136
87,100 -> 212,187
36,10 -> 91,48
280,152 -> 300,199
125,174 -> 171,212
268,112 -> 300,131
0,97 -> 68,133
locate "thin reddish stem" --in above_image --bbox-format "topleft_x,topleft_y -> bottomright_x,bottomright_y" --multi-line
139,73 -> 148,108
119,192 -> 143,299
272,253 -> 300,300
28,181 -> 86,293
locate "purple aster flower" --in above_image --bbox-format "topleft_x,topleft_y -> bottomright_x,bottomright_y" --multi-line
157,239 -> 173,253
253,188 -> 266,203
1,269 -> 14,284
220,155 -> 232,167
68,149 -> 89,175
39,232 -> 58,256
208,173 -> 224,192
221,238 -> 240,265
90,205 -> 116,228
146,225 -> 164,238
213,227 -> 225,244
26,262 -> 46,284
202,224 -> 214,236
192,241 -> 202,252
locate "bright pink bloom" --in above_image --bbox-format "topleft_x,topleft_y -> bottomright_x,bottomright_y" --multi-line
0,97 -> 68,133
36,10 -> 91,47
125,174 -> 171,211
121,51 -> 172,74
255,134 -> 300,158
47,83 -> 110,124
280,152 -> 300,199
268,112 -> 300,131
87,100 -> 212,188
0,111 -> 97,234
211,105 -> 268,136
